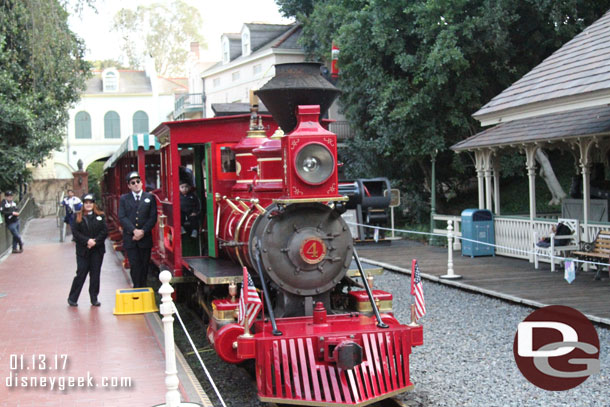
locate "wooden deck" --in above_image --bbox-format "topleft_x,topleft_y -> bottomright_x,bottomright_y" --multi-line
356,240 -> 610,325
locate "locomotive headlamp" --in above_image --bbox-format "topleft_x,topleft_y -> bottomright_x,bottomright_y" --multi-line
295,143 -> 334,185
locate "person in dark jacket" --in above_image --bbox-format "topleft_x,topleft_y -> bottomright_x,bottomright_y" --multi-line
67,194 -> 107,306
61,189 -> 82,227
536,222 -> 572,247
179,181 -> 201,239
118,171 -> 158,288
1,191 -> 24,253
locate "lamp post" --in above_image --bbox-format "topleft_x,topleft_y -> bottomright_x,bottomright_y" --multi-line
429,150 -> 438,245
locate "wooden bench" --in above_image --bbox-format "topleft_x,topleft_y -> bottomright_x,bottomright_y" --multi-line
572,230 -> 610,280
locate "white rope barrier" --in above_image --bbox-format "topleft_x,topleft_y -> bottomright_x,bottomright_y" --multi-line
345,221 -> 610,269
173,305 -> 228,407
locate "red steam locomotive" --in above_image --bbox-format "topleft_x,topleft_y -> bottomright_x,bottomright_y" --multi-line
102,63 -> 423,406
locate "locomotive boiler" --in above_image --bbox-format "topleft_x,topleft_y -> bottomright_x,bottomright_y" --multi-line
102,62 -> 423,406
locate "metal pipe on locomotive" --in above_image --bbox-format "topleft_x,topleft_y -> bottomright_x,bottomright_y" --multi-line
102,63 -> 423,406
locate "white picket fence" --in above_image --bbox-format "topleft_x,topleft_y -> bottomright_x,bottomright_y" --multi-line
433,214 -> 610,262
494,216 -> 559,259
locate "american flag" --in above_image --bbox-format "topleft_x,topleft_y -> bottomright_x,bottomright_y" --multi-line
238,267 -> 262,329
410,259 -> 426,320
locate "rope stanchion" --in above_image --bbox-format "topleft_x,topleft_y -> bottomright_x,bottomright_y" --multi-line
440,220 -> 461,279
156,270 -> 218,407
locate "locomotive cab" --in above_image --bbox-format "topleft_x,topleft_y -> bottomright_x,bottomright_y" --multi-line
151,113 -> 278,280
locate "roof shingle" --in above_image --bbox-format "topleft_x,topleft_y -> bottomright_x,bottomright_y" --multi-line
453,105 -> 610,151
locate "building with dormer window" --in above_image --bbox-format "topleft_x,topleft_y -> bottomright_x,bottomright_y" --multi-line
52,65 -> 186,174
221,33 -> 241,65
241,28 -> 250,57
203,23 -> 306,118
30,61 -> 187,214
102,68 -> 119,92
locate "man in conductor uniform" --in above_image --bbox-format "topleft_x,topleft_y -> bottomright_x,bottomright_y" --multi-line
119,172 -> 157,287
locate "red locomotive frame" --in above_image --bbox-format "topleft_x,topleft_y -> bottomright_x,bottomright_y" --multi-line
102,63 -> 423,406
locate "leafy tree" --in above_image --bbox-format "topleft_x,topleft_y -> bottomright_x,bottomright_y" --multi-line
276,0 -> 610,222
0,0 -> 90,193
112,0 -> 205,76
86,160 -> 104,207
90,59 -> 128,70
277,0 -> 315,17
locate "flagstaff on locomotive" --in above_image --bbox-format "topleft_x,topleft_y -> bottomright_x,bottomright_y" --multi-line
102,62 -> 423,406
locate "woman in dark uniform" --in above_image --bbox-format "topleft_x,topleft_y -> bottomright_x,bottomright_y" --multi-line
67,194 -> 108,307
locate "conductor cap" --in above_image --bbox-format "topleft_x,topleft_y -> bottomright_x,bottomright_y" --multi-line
82,193 -> 95,202
5,190 -> 13,196
126,171 -> 141,183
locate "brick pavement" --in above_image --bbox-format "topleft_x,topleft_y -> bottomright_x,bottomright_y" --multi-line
0,218 -> 202,407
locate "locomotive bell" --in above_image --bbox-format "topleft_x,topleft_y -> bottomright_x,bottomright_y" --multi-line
254,63 -> 340,134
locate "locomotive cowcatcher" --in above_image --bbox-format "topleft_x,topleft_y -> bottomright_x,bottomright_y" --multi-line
101,63 -> 423,406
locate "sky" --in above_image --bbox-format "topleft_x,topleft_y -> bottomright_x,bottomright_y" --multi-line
68,0 -> 293,64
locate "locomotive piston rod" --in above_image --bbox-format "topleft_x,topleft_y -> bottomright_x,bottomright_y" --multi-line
353,247 -> 389,329
253,240 -> 282,336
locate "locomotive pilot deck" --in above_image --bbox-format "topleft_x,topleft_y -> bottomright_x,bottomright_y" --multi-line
185,256 -> 383,285
185,256 -> 244,284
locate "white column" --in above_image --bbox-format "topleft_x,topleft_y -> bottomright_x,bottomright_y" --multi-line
578,138 -> 595,244
524,146 -> 537,221
475,150 -> 485,209
582,166 -> 590,231
481,149 -> 494,211
484,169 -> 493,210
525,146 -> 537,262
493,158 -> 501,215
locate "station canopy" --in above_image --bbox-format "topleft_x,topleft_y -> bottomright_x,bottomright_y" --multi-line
451,105 -> 610,152
104,133 -> 161,170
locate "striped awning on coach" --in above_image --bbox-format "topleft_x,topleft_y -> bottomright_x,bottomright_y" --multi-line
103,133 -> 161,170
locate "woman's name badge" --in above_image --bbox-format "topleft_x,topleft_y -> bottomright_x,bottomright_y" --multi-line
96,216 -> 102,221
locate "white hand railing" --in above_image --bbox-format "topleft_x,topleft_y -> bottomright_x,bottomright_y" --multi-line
432,214 -> 461,250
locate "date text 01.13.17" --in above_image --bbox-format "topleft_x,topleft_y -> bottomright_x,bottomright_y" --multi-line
9,354 -> 68,371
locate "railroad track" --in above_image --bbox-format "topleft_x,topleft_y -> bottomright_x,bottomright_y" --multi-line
269,398 -> 410,407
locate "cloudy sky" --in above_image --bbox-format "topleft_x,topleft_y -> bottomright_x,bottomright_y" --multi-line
68,0 -> 293,63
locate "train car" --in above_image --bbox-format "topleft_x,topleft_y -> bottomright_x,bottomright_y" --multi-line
102,63 -> 423,406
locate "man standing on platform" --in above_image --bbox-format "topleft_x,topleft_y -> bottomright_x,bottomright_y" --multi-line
119,172 -> 157,287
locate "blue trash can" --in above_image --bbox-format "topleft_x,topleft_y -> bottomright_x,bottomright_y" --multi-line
461,209 -> 495,257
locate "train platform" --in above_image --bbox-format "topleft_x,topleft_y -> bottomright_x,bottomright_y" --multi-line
358,239 -> 610,325
0,217 -> 210,407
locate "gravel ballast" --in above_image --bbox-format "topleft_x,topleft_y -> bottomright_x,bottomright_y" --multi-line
173,268 -> 608,407
374,270 -> 609,407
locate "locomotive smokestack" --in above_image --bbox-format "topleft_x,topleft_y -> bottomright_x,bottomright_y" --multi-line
254,63 -> 340,133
